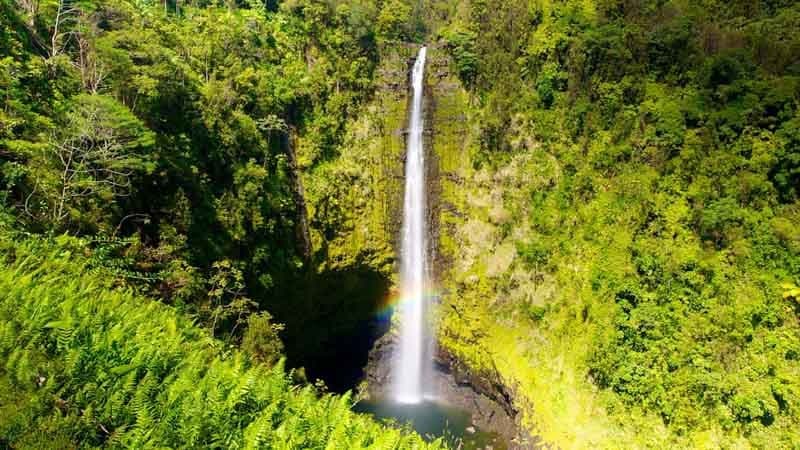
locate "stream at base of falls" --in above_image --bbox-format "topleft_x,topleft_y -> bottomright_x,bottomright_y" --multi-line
354,398 -> 506,449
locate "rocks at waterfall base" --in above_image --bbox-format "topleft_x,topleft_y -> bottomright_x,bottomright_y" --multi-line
362,332 -> 539,449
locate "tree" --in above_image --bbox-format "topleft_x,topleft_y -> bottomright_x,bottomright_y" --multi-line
376,0 -> 411,42
47,0 -> 81,59
773,115 -> 800,202
242,311 -> 285,366
441,27 -> 478,90
25,94 -> 153,230
205,259 -> 257,338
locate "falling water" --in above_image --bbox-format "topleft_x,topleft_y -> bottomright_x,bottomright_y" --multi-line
395,46 -> 429,405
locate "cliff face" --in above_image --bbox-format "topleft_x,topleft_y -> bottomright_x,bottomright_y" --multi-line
270,46 -> 418,392
426,45 -> 549,444
298,42 -> 625,447
426,43 -> 655,447
300,46 -> 418,277
427,42 -> 640,447
303,41 -> 604,447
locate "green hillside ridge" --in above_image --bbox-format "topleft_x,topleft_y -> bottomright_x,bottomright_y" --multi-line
0,0 -> 439,446
427,0 -> 800,447
0,0 -> 427,390
0,233 -> 442,449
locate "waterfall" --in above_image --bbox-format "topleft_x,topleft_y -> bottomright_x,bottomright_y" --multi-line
395,46 -> 430,405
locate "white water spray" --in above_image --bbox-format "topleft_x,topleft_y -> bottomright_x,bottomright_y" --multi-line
395,46 -> 430,405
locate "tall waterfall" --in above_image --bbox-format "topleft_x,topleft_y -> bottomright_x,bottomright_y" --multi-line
395,46 -> 430,405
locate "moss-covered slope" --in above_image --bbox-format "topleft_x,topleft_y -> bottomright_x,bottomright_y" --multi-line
302,45 -> 420,276
427,2 -> 800,448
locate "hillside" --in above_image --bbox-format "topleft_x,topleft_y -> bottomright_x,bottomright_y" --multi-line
0,233 -> 442,448
429,0 -> 800,447
1,0 -> 799,448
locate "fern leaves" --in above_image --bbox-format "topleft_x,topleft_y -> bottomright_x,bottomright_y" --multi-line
0,236 -> 443,449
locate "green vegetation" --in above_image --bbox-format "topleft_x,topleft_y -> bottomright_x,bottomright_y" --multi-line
0,0 -> 394,333
431,0 -> 800,447
0,233 -> 441,448
0,0 -> 432,446
2,0 -> 800,448
0,0 -> 415,385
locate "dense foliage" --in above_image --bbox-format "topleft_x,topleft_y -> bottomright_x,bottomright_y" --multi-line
0,0 -> 389,335
432,0 -> 800,447
0,0 -> 427,386
0,233 -> 441,448
3,0 -> 800,447
0,0 -> 437,447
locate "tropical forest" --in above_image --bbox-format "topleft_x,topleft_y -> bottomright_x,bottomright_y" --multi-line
1,0 -> 799,448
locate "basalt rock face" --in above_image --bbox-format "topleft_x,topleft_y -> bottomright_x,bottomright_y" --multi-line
362,327 -> 396,395
362,330 -> 537,449
433,347 -> 540,449
434,347 -> 517,419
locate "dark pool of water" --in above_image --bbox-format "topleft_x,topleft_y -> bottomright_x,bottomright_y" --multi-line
355,398 -> 507,449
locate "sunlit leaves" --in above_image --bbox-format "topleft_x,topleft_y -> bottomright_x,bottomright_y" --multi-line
0,235 -> 442,449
